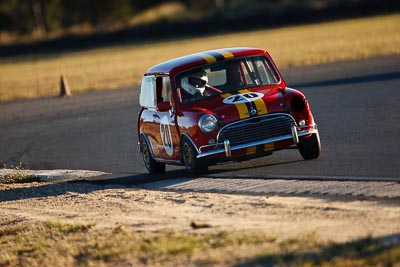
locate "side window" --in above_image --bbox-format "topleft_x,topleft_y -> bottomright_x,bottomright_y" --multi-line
256,59 -> 271,84
139,75 -> 157,108
242,60 -> 255,86
155,76 -> 174,104
243,57 -> 280,86
161,76 -> 173,103
261,58 -> 280,84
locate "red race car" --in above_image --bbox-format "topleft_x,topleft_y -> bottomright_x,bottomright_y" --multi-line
138,47 -> 320,174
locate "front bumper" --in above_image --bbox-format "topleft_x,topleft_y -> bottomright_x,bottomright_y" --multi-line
196,113 -> 318,159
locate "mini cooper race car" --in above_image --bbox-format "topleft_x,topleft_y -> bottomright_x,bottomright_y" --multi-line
138,47 -> 321,174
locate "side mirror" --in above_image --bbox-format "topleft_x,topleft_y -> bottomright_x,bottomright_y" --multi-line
157,101 -> 172,112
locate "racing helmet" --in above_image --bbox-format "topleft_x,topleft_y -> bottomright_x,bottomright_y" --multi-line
181,70 -> 208,95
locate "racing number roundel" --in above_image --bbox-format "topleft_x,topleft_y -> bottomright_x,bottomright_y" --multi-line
223,92 -> 264,104
160,115 -> 173,156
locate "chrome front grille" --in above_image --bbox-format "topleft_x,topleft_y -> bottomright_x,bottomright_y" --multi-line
217,114 -> 295,146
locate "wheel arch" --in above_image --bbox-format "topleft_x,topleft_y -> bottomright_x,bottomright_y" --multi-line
140,133 -> 156,158
180,133 -> 200,161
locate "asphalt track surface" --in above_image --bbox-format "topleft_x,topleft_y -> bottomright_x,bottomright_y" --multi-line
1,55 -> 400,189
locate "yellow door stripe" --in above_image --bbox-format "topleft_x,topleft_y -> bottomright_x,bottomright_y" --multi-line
238,89 -> 249,94
202,54 -> 217,63
237,89 -> 268,115
246,146 -> 257,155
264,142 -> 274,151
254,98 -> 268,115
236,89 -> 251,119
223,90 -> 251,155
220,51 -> 234,60
236,89 -> 268,155
220,93 -> 231,98
221,93 -> 249,119
236,103 -> 249,119
201,51 -> 235,63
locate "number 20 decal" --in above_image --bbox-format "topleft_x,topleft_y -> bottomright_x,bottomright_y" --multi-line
223,92 -> 264,104
160,115 -> 173,156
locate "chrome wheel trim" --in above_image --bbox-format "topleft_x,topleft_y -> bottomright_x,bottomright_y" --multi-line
142,141 -> 151,168
183,142 -> 193,169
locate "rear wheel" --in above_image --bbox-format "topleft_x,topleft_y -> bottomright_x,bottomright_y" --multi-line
298,132 -> 321,160
181,136 -> 208,175
140,136 -> 165,173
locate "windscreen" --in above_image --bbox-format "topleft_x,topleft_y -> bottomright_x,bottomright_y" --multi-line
175,56 -> 280,104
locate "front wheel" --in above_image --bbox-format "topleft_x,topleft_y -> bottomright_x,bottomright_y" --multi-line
298,132 -> 321,160
181,136 -> 208,175
140,136 -> 165,173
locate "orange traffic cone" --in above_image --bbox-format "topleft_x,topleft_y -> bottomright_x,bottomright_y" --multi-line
60,74 -> 72,97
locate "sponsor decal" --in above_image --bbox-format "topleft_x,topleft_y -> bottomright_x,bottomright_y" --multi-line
222,92 -> 264,104
160,115 -> 173,156
221,91 -> 268,119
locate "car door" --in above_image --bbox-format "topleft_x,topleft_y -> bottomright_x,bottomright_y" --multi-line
149,76 -> 180,162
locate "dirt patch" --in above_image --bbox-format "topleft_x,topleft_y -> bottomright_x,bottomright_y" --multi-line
1,181 -> 399,244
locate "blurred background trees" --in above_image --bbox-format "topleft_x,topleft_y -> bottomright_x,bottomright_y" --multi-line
0,0 -> 398,43
0,0 -> 136,35
1,0 -> 158,34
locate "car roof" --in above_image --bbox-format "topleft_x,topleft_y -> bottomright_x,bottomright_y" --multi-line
145,47 -> 267,75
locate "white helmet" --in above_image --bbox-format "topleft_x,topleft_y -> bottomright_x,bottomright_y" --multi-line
181,70 -> 208,95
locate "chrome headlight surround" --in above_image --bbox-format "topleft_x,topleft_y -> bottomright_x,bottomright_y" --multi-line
198,114 -> 217,134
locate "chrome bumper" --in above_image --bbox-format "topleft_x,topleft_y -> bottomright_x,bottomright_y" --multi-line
197,124 -> 318,159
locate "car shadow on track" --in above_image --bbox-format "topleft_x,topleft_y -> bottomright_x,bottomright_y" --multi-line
95,157 -> 305,185
207,159 -> 304,178
0,171 -> 179,202
0,159 -> 304,202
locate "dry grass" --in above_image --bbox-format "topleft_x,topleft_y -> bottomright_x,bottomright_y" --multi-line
0,14 -> 399,101
0,220 -> 398,267
0,164 -> 39,184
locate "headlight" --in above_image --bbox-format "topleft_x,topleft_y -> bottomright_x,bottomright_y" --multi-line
198,114 -> 217,133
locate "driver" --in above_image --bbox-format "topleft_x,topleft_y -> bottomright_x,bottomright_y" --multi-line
181,69 -> 208,99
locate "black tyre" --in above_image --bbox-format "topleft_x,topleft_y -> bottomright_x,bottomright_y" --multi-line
181,136 -> 208,175
140,136 -> 165,173
298,132 -> 321,160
